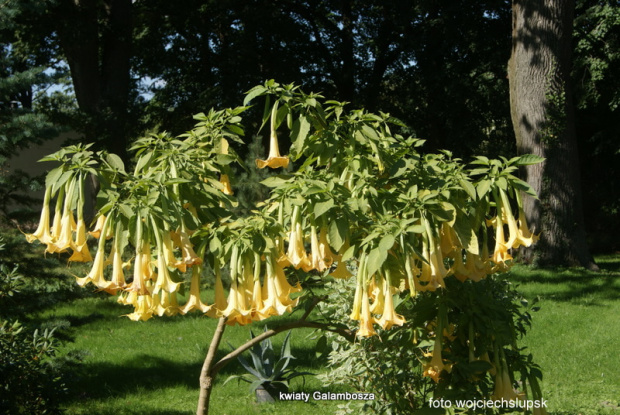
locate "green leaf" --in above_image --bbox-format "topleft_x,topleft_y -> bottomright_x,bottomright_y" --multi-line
361,124 -> 380,141
516,154 -> 545,166
459,178 -> 477,200
476,179 -> 491,199
134,151 -> 153,174
366,246 -> 387,277
314,199 -> 334,219
45,167 -> 63,190
291,115 -> 311,157
260,175 -> 293,188
509,177 -> 538,198
243,85 -> 267,106
328,219 -> 347,252
379,234 -> 395,253
106,153 -> 125,172
275,104 -> 289,129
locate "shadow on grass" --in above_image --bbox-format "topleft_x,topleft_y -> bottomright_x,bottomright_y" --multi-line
67,354 -> 200,400
508,255 -> 620,305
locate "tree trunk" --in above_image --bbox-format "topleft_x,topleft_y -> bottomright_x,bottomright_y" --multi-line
53,0 -> 132,162
196,317 -> 227,415
508,0 -> 598,270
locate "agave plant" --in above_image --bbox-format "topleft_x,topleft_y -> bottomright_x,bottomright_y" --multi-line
227,328 -> 312,402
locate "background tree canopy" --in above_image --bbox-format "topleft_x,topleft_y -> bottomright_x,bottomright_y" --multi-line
2,0 -> 619,257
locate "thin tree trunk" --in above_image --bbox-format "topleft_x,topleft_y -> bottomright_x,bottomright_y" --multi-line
196,317 -> 227,415
508,0 -> 597,270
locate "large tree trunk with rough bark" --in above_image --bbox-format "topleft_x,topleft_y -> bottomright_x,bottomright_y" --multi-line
52,0 -> 132,162
508,0 -> 597,270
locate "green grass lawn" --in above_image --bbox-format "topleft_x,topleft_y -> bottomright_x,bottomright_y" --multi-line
508,255 -> 620,415
29,255 -> 620,415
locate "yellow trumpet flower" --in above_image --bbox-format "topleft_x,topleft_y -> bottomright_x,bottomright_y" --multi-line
125,294 -> 154,322
318,226 -> 336,265
88,215 -> 109,239
125,241 -> 152,296
515,207 -> 539,248
368,276 -> 384,315
153,248 -> 181,294
330,259 -> 352,278
68,218 -> 93,262
261,253 -> 296,317
219,174 -> 233,195
171,228 -> 203,271
223,282 -> 253,326
274,261 -> 301,301
356,288 -> 376,337
154,291 -> 179,316
286,214 -> 311,270
404,254 -> 422,297
52,209 -> 76,254
439,222 -> 459,257
25,187 -> 53,245
250,278 -> 266,320
377,276 -> 406,330
75,242 -> 109,290
423,336 -> 447,383
308,226 -> 336,272
102,243 -> 127,295
179,266 -> 211,314
208,264 -> 228,318
491,215 -> 513,267
256,131 -> 289,169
